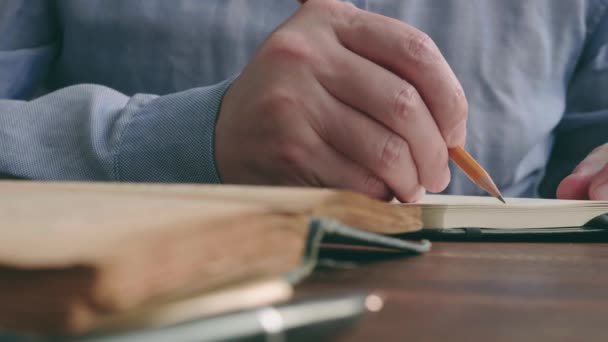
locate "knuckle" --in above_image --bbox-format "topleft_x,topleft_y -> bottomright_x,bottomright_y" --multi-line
396,183 -> 424,203
405,185 -> 426,203
262,31 -> 316,65
340,3 -> 361,30
363,174 -> 390,199
259,86 -> 297,115
392,84 -> 419,122
405,32 -> 441,63
302,0 -> 331,8
276,141 -> 306,169
313,0 -> 357,19
378,133 -> 406,171
304,0 -> 359,29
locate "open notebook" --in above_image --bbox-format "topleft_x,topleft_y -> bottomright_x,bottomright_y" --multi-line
411,195 -> 608,229
397,195 -> 608,241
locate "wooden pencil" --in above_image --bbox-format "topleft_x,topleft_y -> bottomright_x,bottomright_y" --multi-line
448,146 -> 505,203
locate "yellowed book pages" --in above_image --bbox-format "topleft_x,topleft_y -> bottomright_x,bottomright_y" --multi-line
0,187 -> 309,335
0,181 -> 423,336
95,277 -> 293,333
1,181 -> 422,234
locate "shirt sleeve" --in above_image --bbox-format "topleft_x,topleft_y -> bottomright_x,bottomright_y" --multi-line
0,0 -> 232,183
539,8 -> 608,198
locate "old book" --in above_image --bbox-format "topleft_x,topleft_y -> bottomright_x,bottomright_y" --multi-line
0,181 -> 427,337
2,181 -> 422,235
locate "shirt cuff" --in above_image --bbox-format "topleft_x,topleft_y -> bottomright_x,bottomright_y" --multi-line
114,77 -> 235,184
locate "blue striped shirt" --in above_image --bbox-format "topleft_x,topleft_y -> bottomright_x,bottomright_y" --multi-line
1,0 -> 607,198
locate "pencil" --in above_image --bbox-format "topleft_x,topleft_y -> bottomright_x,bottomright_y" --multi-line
448,146 -> 506,203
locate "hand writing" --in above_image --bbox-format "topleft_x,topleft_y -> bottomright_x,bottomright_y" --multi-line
215,0 -> 468,202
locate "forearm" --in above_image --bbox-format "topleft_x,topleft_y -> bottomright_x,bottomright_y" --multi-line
0,79 -> 234,182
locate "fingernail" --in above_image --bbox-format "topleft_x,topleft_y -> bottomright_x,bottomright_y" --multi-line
428,167 -> 451,193
441,166 -> 451,191
411,186 -> 426,202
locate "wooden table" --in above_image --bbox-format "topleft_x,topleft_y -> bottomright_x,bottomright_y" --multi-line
299,242 -> 608,341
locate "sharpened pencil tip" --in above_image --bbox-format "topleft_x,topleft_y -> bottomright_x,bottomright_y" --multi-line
497,195 -> 506,204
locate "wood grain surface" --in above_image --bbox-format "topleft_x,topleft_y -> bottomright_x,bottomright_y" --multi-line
301,242 -> 608,342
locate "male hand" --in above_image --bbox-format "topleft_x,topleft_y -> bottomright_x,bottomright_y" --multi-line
557,143 -> 608,200
215,0 -> 468,202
